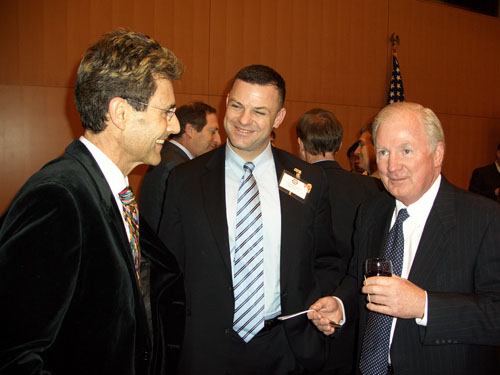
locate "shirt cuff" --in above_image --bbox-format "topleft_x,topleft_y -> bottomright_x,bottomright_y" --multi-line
332,296 -> 346,325
415,291 -> 428,326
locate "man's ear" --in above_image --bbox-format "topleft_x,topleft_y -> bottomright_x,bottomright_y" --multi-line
108,97 -> 129,130
273,108 -> 286,129
297,137 -> 304,153
434,141 -> 445,168
185,123 -> 195,138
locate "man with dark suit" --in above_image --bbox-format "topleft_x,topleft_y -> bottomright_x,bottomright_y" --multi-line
158,65 -> 344,374
309,102 -> 500,374
140,101 -> 221,232
140,102 -> 220,374
0,29 -> 182,374
296,108 -> 383,374
468,143 -> 500,202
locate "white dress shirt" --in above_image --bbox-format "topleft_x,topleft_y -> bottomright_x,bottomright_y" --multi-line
169,139 -> 194,160
225,142 -> 282,319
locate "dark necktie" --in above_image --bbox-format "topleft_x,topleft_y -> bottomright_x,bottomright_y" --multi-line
232,162 -> 265,343
119,186 -> 141,283
359,208 -> 409,375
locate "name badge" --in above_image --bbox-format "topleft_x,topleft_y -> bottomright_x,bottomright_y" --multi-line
278,169 -> 312,203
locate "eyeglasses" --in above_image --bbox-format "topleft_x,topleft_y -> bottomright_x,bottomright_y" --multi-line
126,98 -> 176,121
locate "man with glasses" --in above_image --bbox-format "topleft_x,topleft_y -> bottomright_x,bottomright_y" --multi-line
0,29 -> 182,374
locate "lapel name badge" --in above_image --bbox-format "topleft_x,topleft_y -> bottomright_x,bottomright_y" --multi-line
278,169 -> 312,203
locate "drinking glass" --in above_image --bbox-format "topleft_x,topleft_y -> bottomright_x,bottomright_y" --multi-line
364,258 -> 393,277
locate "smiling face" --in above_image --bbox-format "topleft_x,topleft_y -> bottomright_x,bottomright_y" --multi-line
224,79 -> 286,161
375,107 -> 444,206
354,130 -> 376,174
189,113 -> 221,157
123,78 -> 180,172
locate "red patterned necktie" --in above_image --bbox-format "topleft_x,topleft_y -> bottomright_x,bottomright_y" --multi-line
119,186 -> 141,283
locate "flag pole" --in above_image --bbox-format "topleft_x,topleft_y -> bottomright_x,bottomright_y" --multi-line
387,33 -> 405,104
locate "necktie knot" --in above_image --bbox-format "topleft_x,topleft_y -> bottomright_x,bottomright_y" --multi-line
119,186 -> 137,206
396,208 -> 409,224
244,162 -> 255,174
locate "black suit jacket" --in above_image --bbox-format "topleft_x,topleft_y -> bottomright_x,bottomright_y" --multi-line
158,145 -> 345,374
315,160 -> 382,373
0,139 -> 179,375
468,162 -> 500,201
337,176 -> 500,375
140,141 -> 190,233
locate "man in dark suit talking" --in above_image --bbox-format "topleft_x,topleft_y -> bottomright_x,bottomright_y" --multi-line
0,29 -> 182,374
158,65 -> 344,374
308,102 -> 500,374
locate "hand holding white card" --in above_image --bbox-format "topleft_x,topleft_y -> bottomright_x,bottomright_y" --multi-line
278,309 -> 341,328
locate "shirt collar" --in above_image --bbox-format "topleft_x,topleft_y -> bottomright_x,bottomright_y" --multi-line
395,174 -> 441,225
169,139 -> 194,160
225,141 -> 274,176
79,136 -> 128,195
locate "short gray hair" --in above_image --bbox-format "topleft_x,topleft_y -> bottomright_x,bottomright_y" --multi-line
372,102 -> 445,152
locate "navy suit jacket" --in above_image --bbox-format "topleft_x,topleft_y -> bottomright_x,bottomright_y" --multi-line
337,176 -> 500,374
315,160 -> 383,372
158,145 -> 345,374
140,141 -> 190,233
468,162 -> 500,201
0,139 -> 179,375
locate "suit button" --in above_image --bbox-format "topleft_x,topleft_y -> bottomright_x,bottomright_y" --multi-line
224,328 -> 230,334
228,286 -> 233,291
144,351 -> 149,361
186,308 -> 192,317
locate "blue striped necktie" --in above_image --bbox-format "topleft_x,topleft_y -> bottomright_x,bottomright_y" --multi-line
232,162 -> 265,343
359,208 -> 409,375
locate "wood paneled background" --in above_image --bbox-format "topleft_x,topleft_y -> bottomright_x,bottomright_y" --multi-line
1,0 -> 499,213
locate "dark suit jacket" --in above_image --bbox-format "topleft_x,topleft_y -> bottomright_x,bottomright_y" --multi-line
314,160 -> 382,373
0,139 -> 179,375
336,176 -> 500,375
468,162 -> 500,201
140,141 -> 190,232
158,145 -> 345,374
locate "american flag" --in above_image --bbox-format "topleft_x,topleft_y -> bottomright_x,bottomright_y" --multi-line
387,54 -> 405,104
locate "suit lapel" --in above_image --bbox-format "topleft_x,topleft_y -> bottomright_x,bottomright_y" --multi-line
365,197 -> 394,260
201,147 -> 232,272
65,140 -> 150,337
272,149 -> 305,294
408,177 -> 457,285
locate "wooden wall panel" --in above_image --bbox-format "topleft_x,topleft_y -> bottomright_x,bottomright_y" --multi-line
209,0 -> 389,107
0,1 -> 20,84
439,113 -> 500,188
389,0 -> 500,118
0,85 -> 80,213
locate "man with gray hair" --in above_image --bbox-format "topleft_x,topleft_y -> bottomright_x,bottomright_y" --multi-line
0,29 -> 182,374
309,102 -> 500,374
